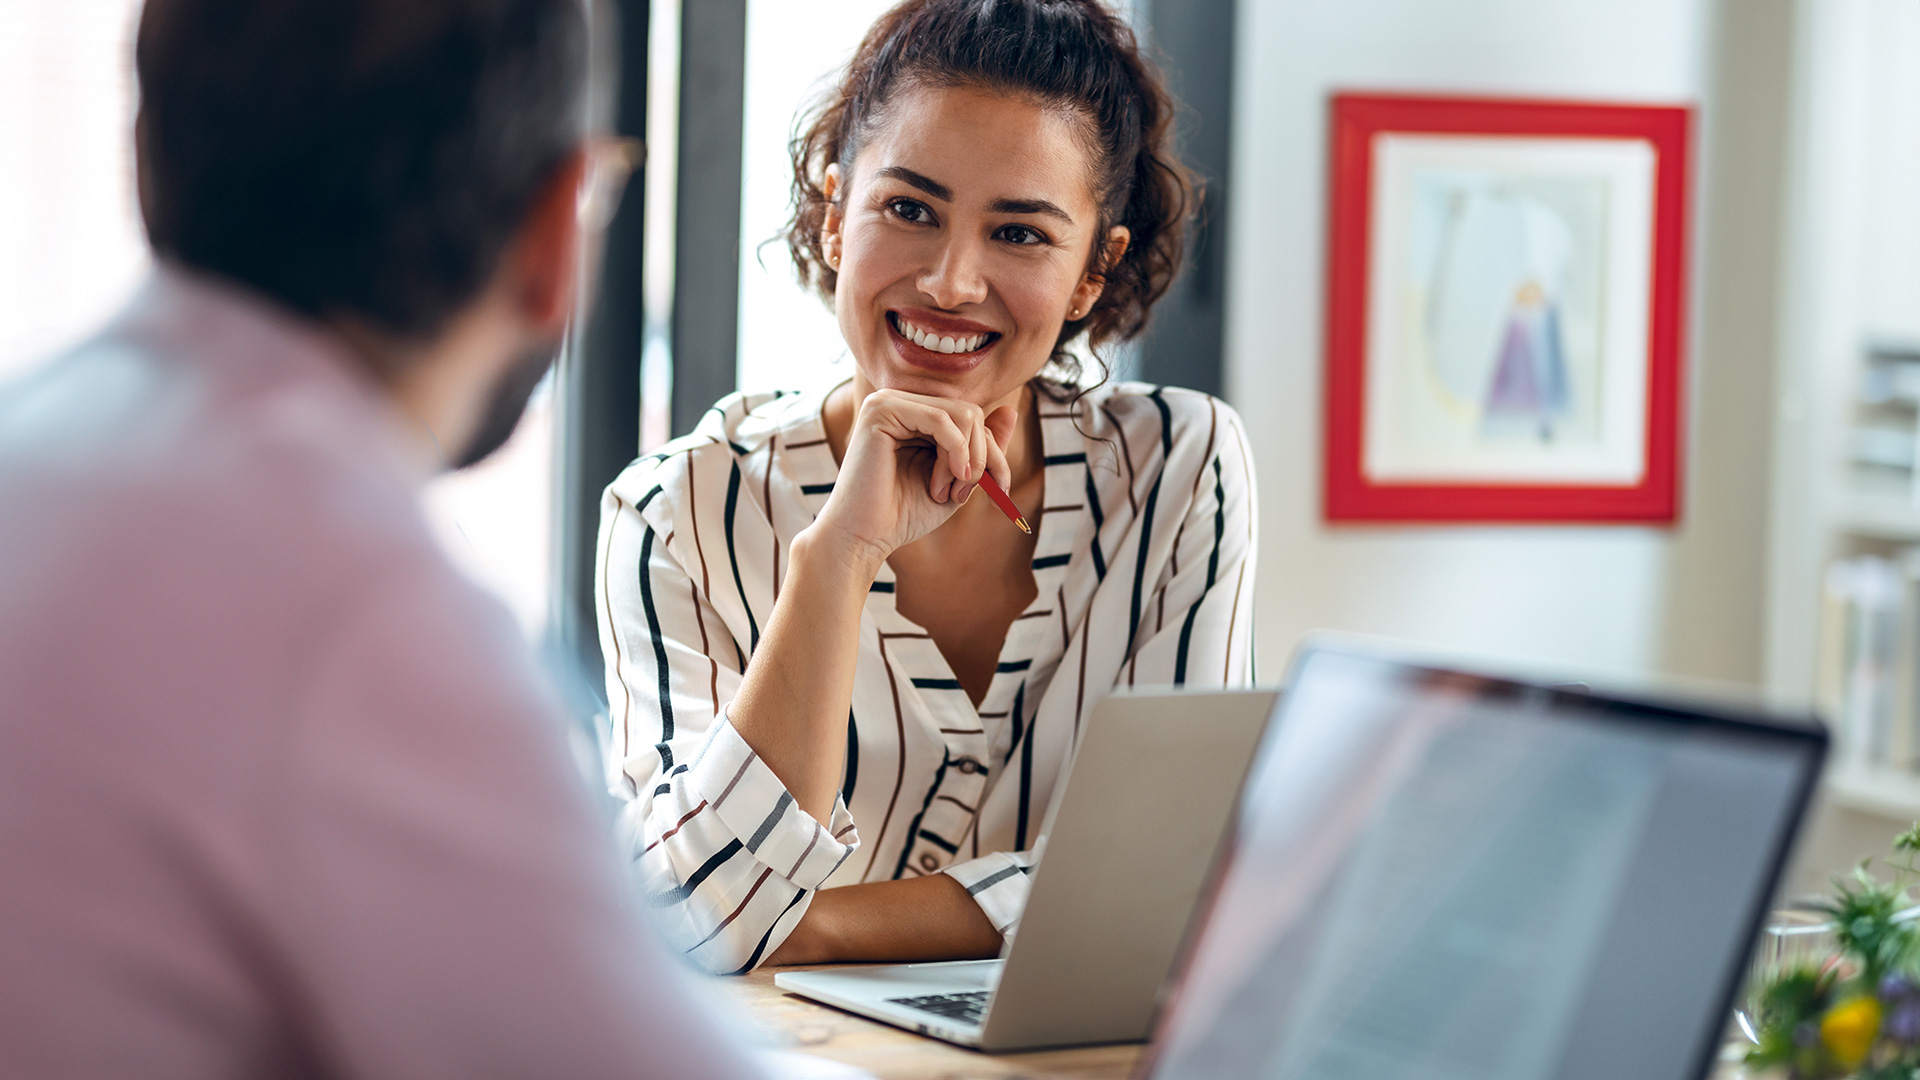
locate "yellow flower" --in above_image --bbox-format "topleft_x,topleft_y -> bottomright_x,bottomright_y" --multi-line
1821,995 -> 1883,1068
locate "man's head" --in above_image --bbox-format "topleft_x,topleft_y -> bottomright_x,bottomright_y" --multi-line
135,0 -> 602,467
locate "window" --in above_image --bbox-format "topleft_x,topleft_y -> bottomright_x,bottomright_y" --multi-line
734,0 -> 901,398
0,0 -> 149,380
4,2 -> 551,641
421,382 -> 554,639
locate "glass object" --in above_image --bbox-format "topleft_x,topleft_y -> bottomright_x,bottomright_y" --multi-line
1740,906 -> 1840,1041
1731,904 -> 1920,1043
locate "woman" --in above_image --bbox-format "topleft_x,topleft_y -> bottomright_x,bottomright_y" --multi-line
596,0 -> 1256,975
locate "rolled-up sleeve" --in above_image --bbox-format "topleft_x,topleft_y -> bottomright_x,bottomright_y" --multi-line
636,716 -> 859,971
597,465 -> 858,973
940,850 -> 1036,938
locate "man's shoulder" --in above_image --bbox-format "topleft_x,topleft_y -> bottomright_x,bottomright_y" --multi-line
0,326 -> 545,809
0,331 -> 462,668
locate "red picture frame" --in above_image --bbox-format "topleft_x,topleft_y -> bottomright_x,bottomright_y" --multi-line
1323,93 -> 1692,523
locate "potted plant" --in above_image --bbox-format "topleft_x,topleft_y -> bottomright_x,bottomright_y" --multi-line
1746,825 -> 1920,1079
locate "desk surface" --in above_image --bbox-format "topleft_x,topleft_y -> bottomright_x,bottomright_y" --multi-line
733,966 -> 1757,1080
730,966 -> 1140,1080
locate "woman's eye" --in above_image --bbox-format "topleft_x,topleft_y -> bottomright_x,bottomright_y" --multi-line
997,224 -> 1047,246
889,198 -> 932,224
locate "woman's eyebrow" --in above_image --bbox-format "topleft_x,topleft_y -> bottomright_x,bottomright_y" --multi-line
989,197 -> 1073,224
875,166 -> 951,201
873,166 -> 1074,224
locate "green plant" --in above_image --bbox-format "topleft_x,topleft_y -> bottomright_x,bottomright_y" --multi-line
1747,828 -> 1920,1079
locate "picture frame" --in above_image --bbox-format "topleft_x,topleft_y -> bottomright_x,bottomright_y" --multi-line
1323,93 -> 1692,523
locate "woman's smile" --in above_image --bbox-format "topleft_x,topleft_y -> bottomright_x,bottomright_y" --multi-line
886,309 -> 1002,372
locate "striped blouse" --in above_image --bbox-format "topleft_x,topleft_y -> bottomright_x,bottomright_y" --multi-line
594,380 -> 1257,974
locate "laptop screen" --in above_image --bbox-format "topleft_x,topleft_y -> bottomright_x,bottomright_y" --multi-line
1141,647 -> 1825,1080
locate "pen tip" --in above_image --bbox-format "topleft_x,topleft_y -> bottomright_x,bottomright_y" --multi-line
1016,518 -> 1032,534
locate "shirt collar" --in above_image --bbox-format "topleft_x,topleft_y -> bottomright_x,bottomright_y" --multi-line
106,263 -> 441,486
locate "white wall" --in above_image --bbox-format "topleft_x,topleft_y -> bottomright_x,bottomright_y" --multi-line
1224,0 -> 1775,684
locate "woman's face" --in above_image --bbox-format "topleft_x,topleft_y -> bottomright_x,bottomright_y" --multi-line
823,85 -> 1124,409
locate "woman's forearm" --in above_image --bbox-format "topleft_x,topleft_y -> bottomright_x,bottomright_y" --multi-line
725,523 -> 884,824
766,875 -> 1003,966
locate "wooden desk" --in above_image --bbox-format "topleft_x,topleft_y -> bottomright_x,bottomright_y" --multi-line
731,967 -> 1756,1080
728,966 -> 1140,1079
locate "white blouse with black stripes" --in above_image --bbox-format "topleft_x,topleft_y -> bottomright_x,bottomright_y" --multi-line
595,380 -> 1257,974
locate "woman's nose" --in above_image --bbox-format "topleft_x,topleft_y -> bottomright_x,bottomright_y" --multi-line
916,236 -> 989,310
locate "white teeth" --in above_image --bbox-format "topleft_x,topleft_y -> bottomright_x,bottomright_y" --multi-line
895,316 -> 988,354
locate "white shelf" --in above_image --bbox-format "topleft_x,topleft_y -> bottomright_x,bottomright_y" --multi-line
1838,499 -> 1920,542
1825,762 -> 1920,820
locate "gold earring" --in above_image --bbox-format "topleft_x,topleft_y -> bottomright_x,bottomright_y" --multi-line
1069,307 -> 1082,319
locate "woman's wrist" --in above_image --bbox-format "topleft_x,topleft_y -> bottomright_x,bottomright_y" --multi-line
791,520 -> 890,584
768,889 -> 846,966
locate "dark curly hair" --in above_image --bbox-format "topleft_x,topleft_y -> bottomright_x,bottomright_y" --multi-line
782,0 -> 1197,387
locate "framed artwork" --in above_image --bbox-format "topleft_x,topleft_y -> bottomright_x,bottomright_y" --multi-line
1323,93 -> 1692,523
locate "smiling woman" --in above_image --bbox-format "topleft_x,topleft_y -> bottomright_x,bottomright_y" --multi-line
594,0 -> 1258,976
818,86 -> 1125,406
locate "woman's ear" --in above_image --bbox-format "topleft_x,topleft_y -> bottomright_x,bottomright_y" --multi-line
1068,225 -> 1131,320
821,164 -> 845,272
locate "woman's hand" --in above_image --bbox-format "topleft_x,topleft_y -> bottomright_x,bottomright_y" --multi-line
813,389 -> 1018,565
727,387 -> 1017,825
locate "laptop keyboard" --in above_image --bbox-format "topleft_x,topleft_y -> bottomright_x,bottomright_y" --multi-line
886,990 -> 990,1025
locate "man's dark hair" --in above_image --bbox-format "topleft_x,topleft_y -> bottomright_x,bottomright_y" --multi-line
136,0 -> 591,345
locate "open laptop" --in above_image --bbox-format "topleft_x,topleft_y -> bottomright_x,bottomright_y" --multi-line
775,688 -> 1278,1051
1138,641 -> 1828,1080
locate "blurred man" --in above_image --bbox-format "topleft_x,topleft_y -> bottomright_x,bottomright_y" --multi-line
0,1 -> 766,1076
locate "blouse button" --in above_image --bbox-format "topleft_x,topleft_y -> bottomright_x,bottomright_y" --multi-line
955,757 -> 982,775
920,852 -> 939,872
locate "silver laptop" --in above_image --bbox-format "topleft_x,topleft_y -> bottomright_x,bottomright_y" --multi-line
1139,641 -> 1828,1080
774,688 -> 1277,1051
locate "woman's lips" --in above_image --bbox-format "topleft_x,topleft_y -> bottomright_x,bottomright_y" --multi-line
886,311 -> 999,373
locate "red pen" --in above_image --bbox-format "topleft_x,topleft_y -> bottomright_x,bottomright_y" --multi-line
975,472 -> 1031,534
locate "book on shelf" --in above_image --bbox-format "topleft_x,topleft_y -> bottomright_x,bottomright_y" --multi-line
1847,347 -> 1920,499
1820,552 -> 1920,770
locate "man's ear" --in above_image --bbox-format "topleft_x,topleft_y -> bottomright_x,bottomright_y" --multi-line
509,148 -> 592,334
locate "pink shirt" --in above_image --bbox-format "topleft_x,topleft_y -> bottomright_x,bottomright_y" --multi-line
0,269 -> 767,1080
